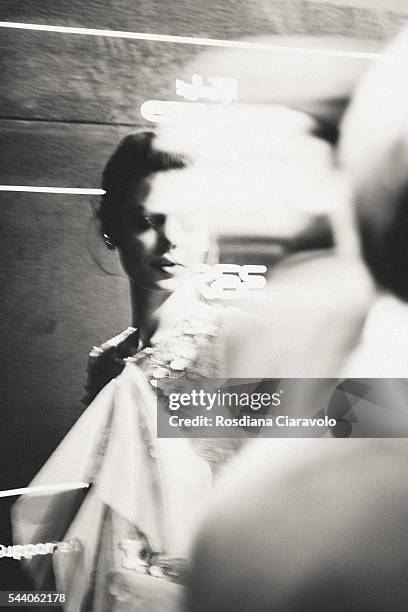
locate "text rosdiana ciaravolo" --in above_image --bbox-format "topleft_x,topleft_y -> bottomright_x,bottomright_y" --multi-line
168,414 -> 336,428
166,391 -> 336,429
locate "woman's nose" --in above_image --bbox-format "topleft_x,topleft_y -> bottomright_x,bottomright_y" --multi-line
158,217 -> 184,252
157,231 -> 174,253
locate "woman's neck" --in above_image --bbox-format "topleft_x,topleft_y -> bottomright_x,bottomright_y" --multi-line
129,281 -> 170,347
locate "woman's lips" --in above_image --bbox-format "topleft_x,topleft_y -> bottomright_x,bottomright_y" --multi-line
150,256 -> 184,275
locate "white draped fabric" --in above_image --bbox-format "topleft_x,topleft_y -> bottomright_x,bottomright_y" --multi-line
13,362 -> 213,610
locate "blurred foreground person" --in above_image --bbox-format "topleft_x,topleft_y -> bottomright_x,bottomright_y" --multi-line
340,24 -> 408,376
187,27 -> 408,612
187,438 -> 408,612
190,36 -> 376,378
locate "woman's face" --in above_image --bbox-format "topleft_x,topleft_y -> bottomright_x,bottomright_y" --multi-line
117,173 -> 208,292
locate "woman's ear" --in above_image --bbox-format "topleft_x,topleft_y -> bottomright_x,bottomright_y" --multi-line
103,233 -> 116,250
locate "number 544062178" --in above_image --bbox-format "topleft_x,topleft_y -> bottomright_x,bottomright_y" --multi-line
4,592 -> 66,606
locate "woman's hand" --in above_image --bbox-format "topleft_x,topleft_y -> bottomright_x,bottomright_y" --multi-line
82,328 -> 140,405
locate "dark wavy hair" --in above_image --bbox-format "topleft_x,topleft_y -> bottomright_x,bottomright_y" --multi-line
99,130 -> 187,245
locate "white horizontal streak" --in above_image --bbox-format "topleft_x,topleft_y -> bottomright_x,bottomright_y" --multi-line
0,482 -> 90,498
0,185 -> 105,195
0,21 -> 381,59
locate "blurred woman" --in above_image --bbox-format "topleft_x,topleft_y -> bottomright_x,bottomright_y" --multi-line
12,128 -> 276,612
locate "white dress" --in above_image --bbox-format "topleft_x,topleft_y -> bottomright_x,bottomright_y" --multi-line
12,301 -> 245,611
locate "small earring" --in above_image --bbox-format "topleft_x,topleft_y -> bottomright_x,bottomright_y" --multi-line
103,233 -> 116,250
170,243 -> 176,250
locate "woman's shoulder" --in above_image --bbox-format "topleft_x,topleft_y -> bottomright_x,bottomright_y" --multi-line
218,305 -> 280,379
182,301 -> 280,379
186,301 -> 265,336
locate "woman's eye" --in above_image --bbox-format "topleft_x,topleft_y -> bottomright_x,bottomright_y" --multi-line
131,214 -> 165,232
132,215 -> 155,230
143,215 -> 156,228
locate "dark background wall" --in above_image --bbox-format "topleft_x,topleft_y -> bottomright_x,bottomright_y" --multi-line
0,2 -> 406,566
